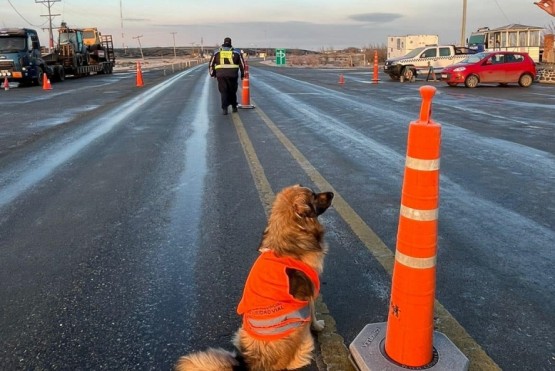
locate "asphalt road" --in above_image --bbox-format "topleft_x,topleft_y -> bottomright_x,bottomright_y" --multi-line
0,62 -> 553,371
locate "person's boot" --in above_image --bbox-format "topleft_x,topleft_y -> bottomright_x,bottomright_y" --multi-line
222,108 -> 228,115
232,106 -> 238,113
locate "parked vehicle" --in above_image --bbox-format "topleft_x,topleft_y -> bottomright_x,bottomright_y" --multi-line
0,24 -> 114,87
441,51 -> 536,88
384,44 -> 477,82
41,22 -> 115,78
0,28 -> 58,86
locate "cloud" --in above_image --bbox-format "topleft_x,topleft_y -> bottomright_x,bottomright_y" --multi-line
349,13 -> 403,23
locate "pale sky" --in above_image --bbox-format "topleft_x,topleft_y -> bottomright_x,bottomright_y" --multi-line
1,0 -> 553,50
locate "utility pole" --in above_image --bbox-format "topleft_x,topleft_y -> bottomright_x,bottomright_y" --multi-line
170,32 -> 177,59
133,35 -> 144,60
461,0 -> 467,46
120,0 -> 126,52
35,0 -> 61,51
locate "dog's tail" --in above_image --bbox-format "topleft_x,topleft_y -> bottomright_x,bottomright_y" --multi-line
174,348 -> 241,371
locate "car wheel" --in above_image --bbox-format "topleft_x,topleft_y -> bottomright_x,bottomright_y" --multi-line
447,82 -> 458,87
464,74 -> 479,88
518,74 -> 533,87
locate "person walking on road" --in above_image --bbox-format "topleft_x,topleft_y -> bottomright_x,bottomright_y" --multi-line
209,37 -> 245,115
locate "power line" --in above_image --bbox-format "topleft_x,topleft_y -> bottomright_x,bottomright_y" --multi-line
6,0 -> 45,27
492,0 -> 511,24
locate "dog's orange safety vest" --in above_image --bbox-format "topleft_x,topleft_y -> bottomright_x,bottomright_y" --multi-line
237,251 -> 320,340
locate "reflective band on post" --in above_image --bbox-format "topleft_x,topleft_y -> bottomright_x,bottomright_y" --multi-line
395,250 -> 436,269
405,156 -> 440,171
400,205 -> 438,221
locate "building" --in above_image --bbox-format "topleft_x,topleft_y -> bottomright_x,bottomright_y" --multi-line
468,24 -> 543,62
386,34 -> 439,59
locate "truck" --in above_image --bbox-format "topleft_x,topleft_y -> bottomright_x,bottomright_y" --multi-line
0,23 -> 115,86
387,34 -> 439,59
383,44 -> 477,82
0,28 -> 53,86
42,22 -> 115,78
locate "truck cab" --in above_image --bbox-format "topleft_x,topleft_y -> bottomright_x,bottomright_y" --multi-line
0,28 -> 50,85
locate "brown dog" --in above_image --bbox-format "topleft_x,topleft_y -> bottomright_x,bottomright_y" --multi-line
175,185 -> 334,371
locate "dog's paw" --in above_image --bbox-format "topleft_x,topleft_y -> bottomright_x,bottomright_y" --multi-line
312,319 -> 325,332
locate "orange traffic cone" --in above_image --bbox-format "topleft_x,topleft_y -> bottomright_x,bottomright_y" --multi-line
238,64 -> 255,109
372,50 -> 379,83
3,76 -> 9,90
136,61 -> 144,87
338,73 -> 345,85
42,73 -> 52,90
384,85 -> 440,367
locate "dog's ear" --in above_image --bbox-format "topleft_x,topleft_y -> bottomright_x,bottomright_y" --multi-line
314,192 -> 334,216
294,193 -> 317,218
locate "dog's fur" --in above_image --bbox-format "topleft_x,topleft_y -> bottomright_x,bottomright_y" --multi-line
175,185 -> 334,371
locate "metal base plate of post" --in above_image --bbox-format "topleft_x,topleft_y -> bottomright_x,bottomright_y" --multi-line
349,323 -> 469,371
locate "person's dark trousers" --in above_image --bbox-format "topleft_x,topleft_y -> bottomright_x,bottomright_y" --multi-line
217,76 -> 239,110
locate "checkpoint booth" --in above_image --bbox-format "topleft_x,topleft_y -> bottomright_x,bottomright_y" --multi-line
470,24 -> 543,62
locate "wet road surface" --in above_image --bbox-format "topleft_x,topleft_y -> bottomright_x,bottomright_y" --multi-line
0,62 -> 553,370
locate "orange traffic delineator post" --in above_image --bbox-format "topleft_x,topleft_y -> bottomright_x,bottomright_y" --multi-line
42,73 -> 52,90
372,50 -> 379,83
338,73 -> 345,85
3,76 -> 9,90
136,61 -> 144,87
385,85 -> 440,366
349,86 -> 469,371
238,63 -> 255,109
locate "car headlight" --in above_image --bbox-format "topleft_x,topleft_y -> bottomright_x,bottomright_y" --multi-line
453,67 -> 466,72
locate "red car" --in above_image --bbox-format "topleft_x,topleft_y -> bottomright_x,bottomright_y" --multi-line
441,51 -> 536,88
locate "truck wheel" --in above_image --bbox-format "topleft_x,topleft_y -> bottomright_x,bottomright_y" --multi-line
34,67 -> 44,86
464,74 -> 479,88
57,68 -> 65,82
518,74 -> 533,87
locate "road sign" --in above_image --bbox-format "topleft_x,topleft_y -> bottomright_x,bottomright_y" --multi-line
275,48 -> 286,65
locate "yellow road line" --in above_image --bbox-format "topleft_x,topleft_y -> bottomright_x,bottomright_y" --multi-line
232,101 -> 500,371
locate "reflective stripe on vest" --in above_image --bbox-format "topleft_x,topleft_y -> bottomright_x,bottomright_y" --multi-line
244,305 -> 311,338
215,50 -> 239,70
